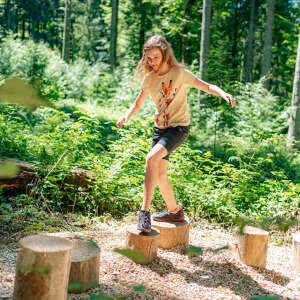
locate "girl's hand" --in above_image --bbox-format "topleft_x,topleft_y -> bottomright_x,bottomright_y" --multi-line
221,92 -> 236,108
117,116 -> 128,128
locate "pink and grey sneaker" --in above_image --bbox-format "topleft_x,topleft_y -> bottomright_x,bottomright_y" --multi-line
152,207 -> 184,222
137,210 -> 151,232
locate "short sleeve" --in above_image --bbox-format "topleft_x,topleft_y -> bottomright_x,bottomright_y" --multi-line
141,73 -> 151,92
181,68 -> 198,86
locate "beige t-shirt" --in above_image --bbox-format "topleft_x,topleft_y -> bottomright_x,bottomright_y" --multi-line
141,66 -> 198,129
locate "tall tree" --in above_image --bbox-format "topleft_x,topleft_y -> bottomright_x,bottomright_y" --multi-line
110,0 -> 119,71
62,0 -> 72,63
182,0 -> 196,64
287,31 -> 300,148
244,0 -> 255,82
261,0 -> 275,89
199,0 -> 211,81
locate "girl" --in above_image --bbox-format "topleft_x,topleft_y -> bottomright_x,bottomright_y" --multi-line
117,35 -> 236,232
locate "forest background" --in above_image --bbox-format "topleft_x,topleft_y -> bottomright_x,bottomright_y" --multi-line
0,0 -> 300,234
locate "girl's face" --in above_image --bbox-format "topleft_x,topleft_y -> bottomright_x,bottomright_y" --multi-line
145,47 -> 163,72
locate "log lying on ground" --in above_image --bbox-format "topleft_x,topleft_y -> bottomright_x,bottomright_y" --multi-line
292,233 -> 300,272
0,158 -> 95,194
0,159 -> 36,194
126,225 -> 160,264
233,225 -> 269,268
13,235 -> 73,300
152,218 -> 190,249
68,237 -> 100,293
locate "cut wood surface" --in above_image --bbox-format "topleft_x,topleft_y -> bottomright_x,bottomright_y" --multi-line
68,237 -> 100,293
234,225 -> 269,268
292,233 -> 300,272
126,225 -> 160,264
152,218 -> 189,249
1,222 -> 300,300
12,235 -> 73,300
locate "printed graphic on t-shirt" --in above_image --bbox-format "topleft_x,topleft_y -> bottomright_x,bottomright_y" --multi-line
155,80 -> 177,127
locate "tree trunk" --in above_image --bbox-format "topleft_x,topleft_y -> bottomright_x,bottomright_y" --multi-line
139,3 -> 146,59
182,0 -> 196,64
126,225 -> 160,264
152,218 -> 190,249
199,0 -> 211,81
62,0 -> 72,63
13,235 -> 73,300
261,0 -> 275,89
287,31 -> 300,148
231,0 -> 239,77
5,0 -> 11,32
245,0 -> 255,82
234,226 -> 269,268
292,233 -> 300,272
110,0 -> 119,71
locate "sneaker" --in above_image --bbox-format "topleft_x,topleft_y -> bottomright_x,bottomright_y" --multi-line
137,210 -> 151,232
153,207 -> 184,222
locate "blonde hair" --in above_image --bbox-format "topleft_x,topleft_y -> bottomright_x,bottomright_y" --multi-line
133,35 -> 185,80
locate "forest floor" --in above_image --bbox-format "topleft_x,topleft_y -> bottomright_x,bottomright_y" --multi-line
0,215 -> 299,300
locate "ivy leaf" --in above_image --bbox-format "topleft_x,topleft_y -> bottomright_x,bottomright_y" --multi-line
133,285 -> 146,292
248,295 -> 282,300
90,293 -> 115,300
0,162 -> 19,179
0,76 -> 51,111
113,248 -> 148,264
183,246 -> 204,256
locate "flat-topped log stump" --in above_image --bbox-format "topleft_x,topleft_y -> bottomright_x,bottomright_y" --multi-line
68,237 -> 100,293
152,218 -> 190,249
13,235 -> 73,300
126,226 -> 160,264
234,225 -> 269,268
292,233 -> 300,272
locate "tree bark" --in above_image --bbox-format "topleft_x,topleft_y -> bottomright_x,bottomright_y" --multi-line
234,226 -> 269,268
292,233 -> 300,272
181,0 -> 196,64
126,225 -> 160,264
287,31 -> 300,148
199,0 -> 211,81
68,238 -> 100,293
110,0 -> 119,71
62,0 -> 72,63
245,0 -> 255,82
152,218 -> 190,249
261,0 -> 275,89
13,235 -> 73,300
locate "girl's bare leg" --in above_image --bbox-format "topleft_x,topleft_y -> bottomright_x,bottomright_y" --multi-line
157,159 -> 178,212
141,144 -> 168,211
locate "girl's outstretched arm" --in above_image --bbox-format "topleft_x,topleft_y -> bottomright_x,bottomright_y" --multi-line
190,77 -> 236,108
117,88 -> 150,128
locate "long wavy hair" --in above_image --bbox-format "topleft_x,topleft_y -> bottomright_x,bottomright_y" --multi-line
133,35 -> 185,80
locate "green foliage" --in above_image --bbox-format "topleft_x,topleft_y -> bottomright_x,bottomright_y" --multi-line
113,248 -> 149,264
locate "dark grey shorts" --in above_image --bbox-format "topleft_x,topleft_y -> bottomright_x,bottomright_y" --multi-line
152,125 -> 190,160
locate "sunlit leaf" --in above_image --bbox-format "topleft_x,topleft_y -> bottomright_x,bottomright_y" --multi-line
183,246 -> 203,256
133,285 -> 146,292
18,265 -> 51,276
113,248 -> 148,264
90,293 -> 115,300
0,76 -> 51,110
249,295 -> 282,300
68,281 -> 99,291
0,162 -> 19,179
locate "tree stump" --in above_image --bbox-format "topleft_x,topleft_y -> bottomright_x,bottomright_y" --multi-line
126,226 -> 160,264
292,233 -> 300,272
152,218 -> 190,249
234,225 -> 269,268
68,237 -> 101,293
13,235 -> 73,300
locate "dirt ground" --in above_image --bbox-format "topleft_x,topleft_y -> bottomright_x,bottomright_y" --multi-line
0,217 -> 299,300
